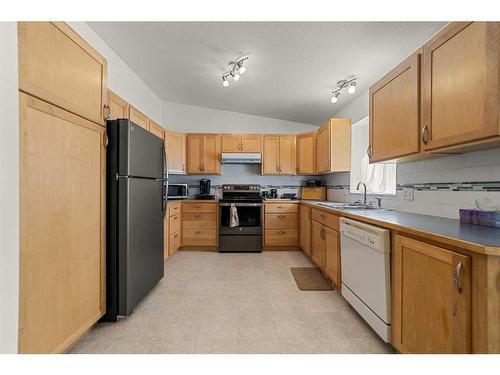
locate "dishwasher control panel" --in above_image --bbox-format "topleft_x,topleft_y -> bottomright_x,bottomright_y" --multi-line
339,218 -> 390,253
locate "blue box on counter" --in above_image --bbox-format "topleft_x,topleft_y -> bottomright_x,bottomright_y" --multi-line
459,209 -> 500,229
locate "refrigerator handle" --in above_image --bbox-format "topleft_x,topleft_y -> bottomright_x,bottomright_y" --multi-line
162,143 -> 168,218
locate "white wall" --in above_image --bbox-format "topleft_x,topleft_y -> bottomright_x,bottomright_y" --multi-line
0,22 -> 19,353
162,101 -> 318,133
68,22 -> 163,123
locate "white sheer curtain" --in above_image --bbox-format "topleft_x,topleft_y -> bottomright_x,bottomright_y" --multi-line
349,116 -> 396,195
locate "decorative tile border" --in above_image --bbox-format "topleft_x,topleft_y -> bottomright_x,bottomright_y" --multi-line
325,181 -> 500,192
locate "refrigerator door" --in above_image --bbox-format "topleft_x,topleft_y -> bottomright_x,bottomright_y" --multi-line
118,119 -> 165,179
118,177 -> 164,316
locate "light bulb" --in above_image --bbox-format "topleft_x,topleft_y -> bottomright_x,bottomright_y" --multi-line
348,81 -> 356,94
222,76 -> 229,87
331,92 -> 340,104
238,65 -> 247,74
233,72 -> 240,81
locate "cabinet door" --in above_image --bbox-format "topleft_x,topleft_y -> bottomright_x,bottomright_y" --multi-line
129,106 -> 149,130
148,119 -> 164,139
324,227 -> 340,287
296,131 -> 316,174
299,205 -> 312,257
422,22 -> 500,151
222,135 -> 241,152
164,131 -> 186,173
369,52 -> 421,162
316,122 -> 330,173
241,135 -> 262,152
19,93 -> 105,353
311,221 -> 326,270
279,135 -> 296,174
203,135 -> 221,174
393,235 -> 471,353
262,136 -> 280,174
186,134 -> 203,173
163,216 -> 169,260
18,22 -> 107,126
107,89 -> 129,120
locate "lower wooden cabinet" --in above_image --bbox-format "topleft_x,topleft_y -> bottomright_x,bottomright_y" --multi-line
181,202 -> 218,248
299,205 -> 312,256
311,221 -> 326,269
324,226 -> 341,288
264,203 -> 298,248
19,93 -> 105,353
393,235 -> 472,353
165,202 -> 181,259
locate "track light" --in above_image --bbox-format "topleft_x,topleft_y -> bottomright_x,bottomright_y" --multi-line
331,92 -> 340,103
330,76 -> 357,104
221,55 -> 249,87
348,80 -> 356,94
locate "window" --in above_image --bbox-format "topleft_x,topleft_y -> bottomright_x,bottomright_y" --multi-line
349,116 -> 396,195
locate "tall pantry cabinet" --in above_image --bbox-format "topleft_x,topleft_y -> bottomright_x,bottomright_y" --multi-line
18,22 -> 107,353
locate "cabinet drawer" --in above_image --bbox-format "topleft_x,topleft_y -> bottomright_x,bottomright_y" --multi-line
264,229 -> 297,246
265,213 -> 297,230
182,212 -> 217,229
265,203 -> 298,214
169,231 -> 181,254
183,230 -> 217,247
170,213 -> 181,234
183,202 -> 217,213
312,209 -> 339,231
169,202 -> 181,217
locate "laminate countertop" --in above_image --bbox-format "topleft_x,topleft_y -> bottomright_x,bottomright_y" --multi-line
302,201 -> 500,256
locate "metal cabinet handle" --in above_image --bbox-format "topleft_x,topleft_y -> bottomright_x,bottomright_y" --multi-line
453,261 -> 463,294
194,214 -> 201,218
103,104 -> 110,120
277,215 -> 286,219
367,145 -> 372,158
421,124 -> 430,144
320,214 -> 326,219
173,233 -> 178,238
195,231 -> 201,234
277,206 -> 285,209
278,231 -> 286,235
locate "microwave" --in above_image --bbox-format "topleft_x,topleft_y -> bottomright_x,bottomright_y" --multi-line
167,184 -> 188,199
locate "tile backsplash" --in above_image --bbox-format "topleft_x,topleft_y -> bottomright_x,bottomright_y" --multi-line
325,148 -> 500,220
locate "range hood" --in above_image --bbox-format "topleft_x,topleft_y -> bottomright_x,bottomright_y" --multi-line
221,153 -> 262,164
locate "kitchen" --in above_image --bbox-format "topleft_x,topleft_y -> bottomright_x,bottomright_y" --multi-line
1,3 -> 500,370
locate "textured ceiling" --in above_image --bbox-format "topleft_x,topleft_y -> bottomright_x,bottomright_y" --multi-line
88,22 -> 445,125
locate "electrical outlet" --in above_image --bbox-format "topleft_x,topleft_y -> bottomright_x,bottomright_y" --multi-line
403,187 -> 414,201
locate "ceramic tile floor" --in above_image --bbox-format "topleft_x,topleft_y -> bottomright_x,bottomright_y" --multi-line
69,251 -> 394,354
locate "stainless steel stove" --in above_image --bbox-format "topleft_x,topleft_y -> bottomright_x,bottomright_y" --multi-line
219,184 -> 262,253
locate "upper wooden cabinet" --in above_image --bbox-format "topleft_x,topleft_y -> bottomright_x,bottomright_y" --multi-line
186,134 -> 221,174
129,106 -> 149,130
316,118 -> 351,174
369,51 -> 421,163
18,22 -> 108,126
262,135 -> 296,175
296,131 -> 316,174
164,130 -> 186,174
393,235 -> 471,353
222,134 -> 262,153
422,22 -> 500,152
107,89 -> 129,120
148,119 -> 164,139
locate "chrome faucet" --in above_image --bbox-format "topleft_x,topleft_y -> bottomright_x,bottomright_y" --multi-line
356,182 -> 367,205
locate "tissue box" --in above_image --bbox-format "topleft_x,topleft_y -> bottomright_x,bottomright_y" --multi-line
459,209 -> 500,229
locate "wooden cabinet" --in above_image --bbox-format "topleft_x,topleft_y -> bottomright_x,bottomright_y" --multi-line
421,22 -> 500,153
181,202 -> 218,248
186,134 -> 221,174
18,93 -> 106,353
107,89 -> 129,120
264,203 -> 298,248
324,226 -> 341,288
148,119 -> 164,139
168,202 -> 181,257
311,221 -> 326,269
296,131 -> 316,174
164,131 -> 186,174
262,135 -> 296,175
222,134 -> 262,153
299,205 -> 312,257
369,51 -> 421,163
129,105 -> 149,130
393,235 -> 472,353
18,22 -> 107,126
316,118 -> 351,174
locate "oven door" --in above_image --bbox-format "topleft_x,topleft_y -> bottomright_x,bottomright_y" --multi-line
219,202 -> 262,235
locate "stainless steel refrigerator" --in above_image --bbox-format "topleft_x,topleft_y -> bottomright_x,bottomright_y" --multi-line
103,119 -> 166,321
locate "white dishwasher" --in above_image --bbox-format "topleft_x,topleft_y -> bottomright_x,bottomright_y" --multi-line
340,217 -> 391,342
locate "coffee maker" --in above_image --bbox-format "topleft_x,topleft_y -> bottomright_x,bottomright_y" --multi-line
196,178 -> 214,200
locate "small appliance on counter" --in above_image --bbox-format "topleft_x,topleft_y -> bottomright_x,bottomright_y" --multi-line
167,183 -> 188,199
306,179 -> 322,187
270,188 -> 278,199
195,178 -> 215,200
302,186 -> 326,200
